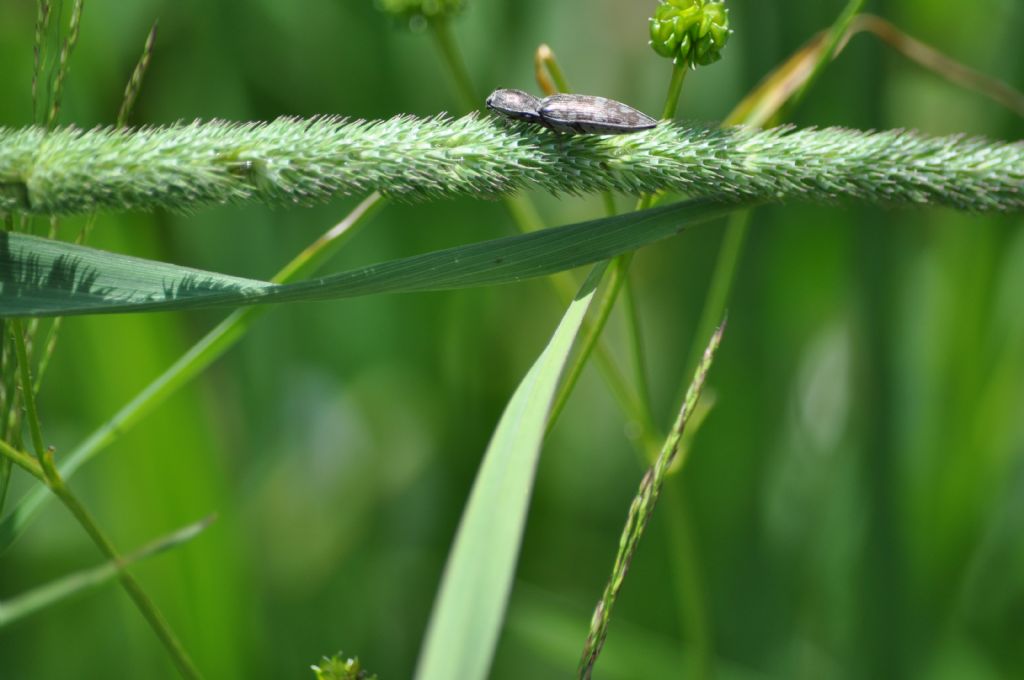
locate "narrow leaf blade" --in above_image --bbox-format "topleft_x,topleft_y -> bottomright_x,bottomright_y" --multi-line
414,263 -> 608,680
0,197 -> 741,317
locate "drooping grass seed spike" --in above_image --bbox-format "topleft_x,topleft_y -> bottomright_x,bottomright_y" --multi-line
537,94 -> 658,135
485,88 -> 544,125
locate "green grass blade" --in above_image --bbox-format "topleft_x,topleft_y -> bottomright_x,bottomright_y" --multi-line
414,263 -> 609,680
0,193 -> 383,553
0,515 -> 213,627
0,197 -> 743,317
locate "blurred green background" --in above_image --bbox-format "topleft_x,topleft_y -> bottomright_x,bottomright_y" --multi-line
1,0 -> 1022,678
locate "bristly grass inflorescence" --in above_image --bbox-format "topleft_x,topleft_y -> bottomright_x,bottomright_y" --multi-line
0,115 -> 1020,216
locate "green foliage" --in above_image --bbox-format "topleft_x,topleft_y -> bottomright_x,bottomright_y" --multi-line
311,653 -> 378,680
0,196 -> 739,318
376,0 -> 464,21
414,265 -> 606,680
2,1 -> 1022,679
0,118 -> 1019,216
649,0 -> 731,66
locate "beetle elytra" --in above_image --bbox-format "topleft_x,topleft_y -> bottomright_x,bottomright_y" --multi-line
486,89 -> 657,135
537,94 -> 657,134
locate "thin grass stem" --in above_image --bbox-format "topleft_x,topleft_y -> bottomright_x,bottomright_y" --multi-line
0,438 -> 45,483
780,0 -> 865,119
45,475 -> 203,679
546,256 -> 659,454
8,315 -> 201,677
661,62 -> 689,120
621,273 -> 654,453
9,320 -> 49,476
677,209 -> 750,397
428,16 -> 478,114
0,515 -> 214,628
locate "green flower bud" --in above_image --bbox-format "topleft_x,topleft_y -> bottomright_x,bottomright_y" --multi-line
311,653 -> 378,680
649,0 -> 731,68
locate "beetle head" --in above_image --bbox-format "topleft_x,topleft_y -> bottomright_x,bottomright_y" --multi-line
485,88 -> 543,124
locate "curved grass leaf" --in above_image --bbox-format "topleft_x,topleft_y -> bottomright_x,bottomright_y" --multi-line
0,196 -> 745,318
415,263 -> 607,680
